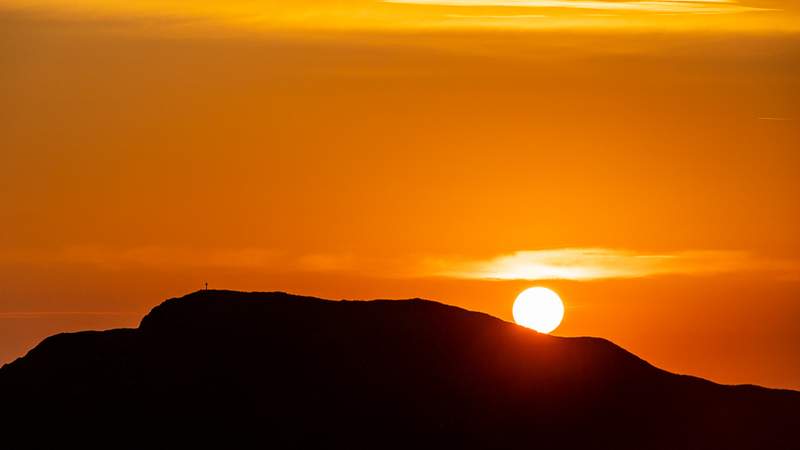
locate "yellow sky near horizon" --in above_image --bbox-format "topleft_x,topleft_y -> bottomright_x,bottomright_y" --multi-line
1,1 -> 800,390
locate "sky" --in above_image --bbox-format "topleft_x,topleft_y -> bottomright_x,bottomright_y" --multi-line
1,0 -> 799,389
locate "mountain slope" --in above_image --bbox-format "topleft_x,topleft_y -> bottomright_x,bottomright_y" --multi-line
2,290 -> 798,448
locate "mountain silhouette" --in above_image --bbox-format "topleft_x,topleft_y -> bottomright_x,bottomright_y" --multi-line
2,290 -> 798,448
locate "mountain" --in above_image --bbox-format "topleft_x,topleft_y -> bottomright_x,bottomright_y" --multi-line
1,290 -> 798,448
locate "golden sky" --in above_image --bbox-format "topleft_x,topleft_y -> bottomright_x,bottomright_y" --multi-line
2,0 -> 798,31
1,0 -> 799,389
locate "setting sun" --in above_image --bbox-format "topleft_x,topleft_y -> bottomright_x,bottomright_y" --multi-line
512,287 -> 565,334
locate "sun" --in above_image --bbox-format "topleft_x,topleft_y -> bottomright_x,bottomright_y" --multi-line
512,287 -> 564,334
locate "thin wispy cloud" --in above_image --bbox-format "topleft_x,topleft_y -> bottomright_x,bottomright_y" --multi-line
2,246 -> 797,281
387,0 -> 773,14
446,13 -> 549,18
0,246 -> 411,276
425,248 -> 799,281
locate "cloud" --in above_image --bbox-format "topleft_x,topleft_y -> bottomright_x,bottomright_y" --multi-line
387,0 -> 773,14
421,248 -> 800,280
445,13 -> 549,18
0,246 -> 418,276
2,246 -> 797,281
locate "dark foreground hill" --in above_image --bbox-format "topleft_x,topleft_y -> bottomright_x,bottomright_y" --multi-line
2,290 -> 798,448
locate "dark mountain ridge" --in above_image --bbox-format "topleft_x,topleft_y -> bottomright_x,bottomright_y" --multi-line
2,290 -> 798,448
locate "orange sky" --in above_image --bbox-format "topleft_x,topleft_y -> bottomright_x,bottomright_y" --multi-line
1,0 -> 799,389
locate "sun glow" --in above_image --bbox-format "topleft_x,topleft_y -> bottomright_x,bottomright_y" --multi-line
512,287 -> 565,334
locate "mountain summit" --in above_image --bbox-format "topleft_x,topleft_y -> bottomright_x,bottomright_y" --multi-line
2,290 -> 797,448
